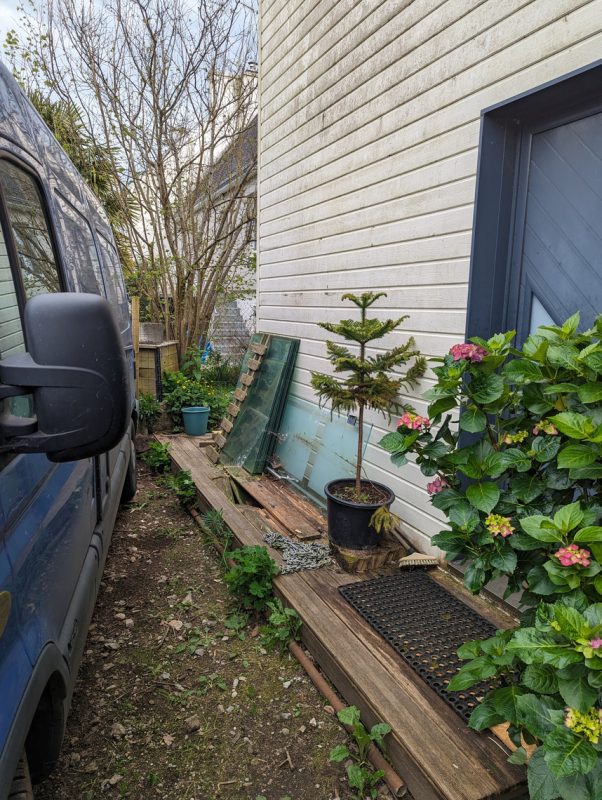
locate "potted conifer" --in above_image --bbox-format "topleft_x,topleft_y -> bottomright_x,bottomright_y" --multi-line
311,292 -> 426,550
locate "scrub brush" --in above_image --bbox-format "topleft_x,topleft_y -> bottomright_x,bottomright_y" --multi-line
391,526 -> 438,569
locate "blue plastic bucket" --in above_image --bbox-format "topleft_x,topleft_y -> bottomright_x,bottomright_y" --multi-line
181,406 -> 210,436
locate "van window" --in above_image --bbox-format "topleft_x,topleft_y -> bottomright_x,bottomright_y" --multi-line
98,234 -> 129,332
54,193 -> 105,295
0,162 -> 62,466
0,160 -> 61,299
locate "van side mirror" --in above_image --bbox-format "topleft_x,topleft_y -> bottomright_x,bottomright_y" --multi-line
0,293 -> 129,462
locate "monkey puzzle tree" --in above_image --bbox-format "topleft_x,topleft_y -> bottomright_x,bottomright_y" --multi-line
311,292 -> 426,500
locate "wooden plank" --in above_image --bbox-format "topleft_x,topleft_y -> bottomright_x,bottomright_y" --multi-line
230,474 -> 321,540
214,432 -> 227,449
265,479 -> 328,533
206,446 -> 220,463
250,342 -> 268,355
233,387 -> 248,402
240,373 -> 255,387
157,436 -> 266,550
319,569 -> 522,749
294,569 -> 526,800
227,403 -> 240,417
279,579 -> 442,800
247,357 -> 261,371
220,418 -> 233,433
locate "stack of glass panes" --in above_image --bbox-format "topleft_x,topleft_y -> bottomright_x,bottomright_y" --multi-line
219,334 -> 299,474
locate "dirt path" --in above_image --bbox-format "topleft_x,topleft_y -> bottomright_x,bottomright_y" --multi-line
35,462 -> 361,800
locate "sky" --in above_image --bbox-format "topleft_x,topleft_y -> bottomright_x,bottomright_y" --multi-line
0,0 -> 23,42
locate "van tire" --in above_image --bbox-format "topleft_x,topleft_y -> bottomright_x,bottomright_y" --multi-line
8,753 -> 33,800
120,424 -> 137,504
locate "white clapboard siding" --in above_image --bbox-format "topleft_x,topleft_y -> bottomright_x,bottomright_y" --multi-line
0,238 -> 24,358
261,0 -> 596,181
257,0 -> 602,546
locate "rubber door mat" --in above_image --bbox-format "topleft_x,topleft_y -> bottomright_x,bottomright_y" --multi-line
339,570 -> 499,722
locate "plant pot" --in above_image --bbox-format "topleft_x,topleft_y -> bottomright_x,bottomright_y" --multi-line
324,479 -> 395,550
181,406 -> 210,436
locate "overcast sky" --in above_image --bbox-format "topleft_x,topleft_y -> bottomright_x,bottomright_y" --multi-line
0,0 -> 22,42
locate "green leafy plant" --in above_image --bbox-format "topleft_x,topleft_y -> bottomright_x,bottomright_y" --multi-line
162,371 -> 208,426
224,612 -> 249,639
162,370 -> 232,428
182,346 -> 241,387
138,392 -> 162,433
261,599 -> 302,654
310,292 -> 425,498
224,546 -> 279,613
161,469 -> 197,507
329,705 -> 391,800
381,312 -> 602,797
141,440 -> 171,473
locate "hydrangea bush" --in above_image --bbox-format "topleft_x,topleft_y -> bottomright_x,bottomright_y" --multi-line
380,313 -> 602,798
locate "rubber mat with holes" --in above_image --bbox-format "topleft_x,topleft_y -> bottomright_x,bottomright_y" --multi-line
339,571 -> 499,722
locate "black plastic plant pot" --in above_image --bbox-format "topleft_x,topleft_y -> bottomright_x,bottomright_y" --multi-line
324,479 -> 395,551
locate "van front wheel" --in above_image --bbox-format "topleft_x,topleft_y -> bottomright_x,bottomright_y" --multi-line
120,423 -> 137,504
8,753 -> 33,800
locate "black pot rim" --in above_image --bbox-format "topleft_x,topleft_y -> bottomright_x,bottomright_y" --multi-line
324,478 -> 395,510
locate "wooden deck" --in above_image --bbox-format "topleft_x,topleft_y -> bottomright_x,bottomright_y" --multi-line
158,434 -> 527,800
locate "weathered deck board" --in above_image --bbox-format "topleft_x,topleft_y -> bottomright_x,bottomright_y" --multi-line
160,436 -> 527,800
228,470 -> 322,540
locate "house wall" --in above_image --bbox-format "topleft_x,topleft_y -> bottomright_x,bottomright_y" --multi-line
256,0 -> 602,553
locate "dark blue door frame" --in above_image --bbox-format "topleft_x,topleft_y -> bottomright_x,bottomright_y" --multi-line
466,60 -> 602,343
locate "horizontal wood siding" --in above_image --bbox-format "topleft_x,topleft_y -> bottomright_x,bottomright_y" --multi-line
257,0 -> 602,550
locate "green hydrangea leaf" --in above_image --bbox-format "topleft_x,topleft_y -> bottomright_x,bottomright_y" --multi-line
516,693 -> 564,739
527,748 -> 560,800
544,727 -> 597,778
466,482 -> 500,513
467,698 -> 505,731
522,664 -> 559,695
557,669 -> 598,712
459,405 -> 487,432
550,412 -> 595,441
557,444 -> 598,469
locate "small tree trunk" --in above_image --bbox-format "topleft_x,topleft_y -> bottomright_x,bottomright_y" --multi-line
356,402 -> 364,494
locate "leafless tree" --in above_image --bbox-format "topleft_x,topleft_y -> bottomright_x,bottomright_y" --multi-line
11,0 -> 257,355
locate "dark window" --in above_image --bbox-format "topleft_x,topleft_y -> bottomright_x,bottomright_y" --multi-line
0,160 -> 62,466
0,159 -> 60,300
98,233 -> 129,332
54,193 -> 105,295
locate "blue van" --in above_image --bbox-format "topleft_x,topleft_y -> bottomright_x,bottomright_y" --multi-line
0,62 -> 135,797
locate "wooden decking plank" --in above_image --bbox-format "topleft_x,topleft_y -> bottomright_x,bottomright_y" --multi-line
230,474 -> 321,540
301,570 -> 525,799
263,479 -> 328,534
158,435 -> 266,551
282,570 -> 524,800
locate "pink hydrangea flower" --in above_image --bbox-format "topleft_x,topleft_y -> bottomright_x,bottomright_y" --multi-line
449,343 -> 488,363
485,514 -> 514,538
427,476 -> 448,495
554,543 -> 591,568
590,638 -> 602,650
397,411 -> 430,431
